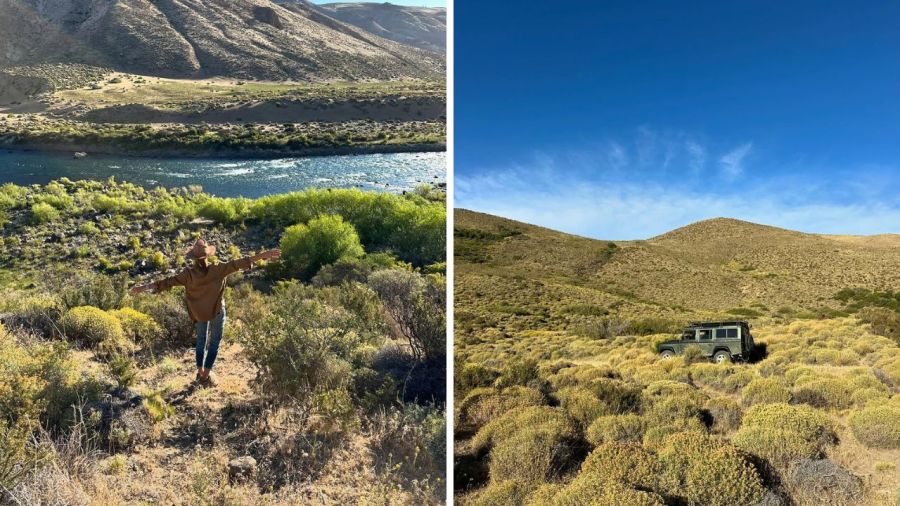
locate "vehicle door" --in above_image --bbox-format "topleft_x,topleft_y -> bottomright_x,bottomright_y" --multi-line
715,327 -> 740,354
696,328 -> 714,355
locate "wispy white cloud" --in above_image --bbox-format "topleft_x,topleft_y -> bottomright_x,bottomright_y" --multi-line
456,143 -> 900,240
685,140 -> 706,173
718,142 -> 753,179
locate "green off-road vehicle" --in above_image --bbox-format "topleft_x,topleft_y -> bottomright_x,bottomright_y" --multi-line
657,321 -> 756,363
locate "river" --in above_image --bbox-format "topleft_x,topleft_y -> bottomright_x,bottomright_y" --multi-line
0,150 -> 446,197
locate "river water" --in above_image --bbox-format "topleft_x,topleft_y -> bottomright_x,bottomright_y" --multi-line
0,150 -> 446,197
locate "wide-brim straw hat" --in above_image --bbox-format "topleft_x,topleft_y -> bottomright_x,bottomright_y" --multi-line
186,239 -> 216,260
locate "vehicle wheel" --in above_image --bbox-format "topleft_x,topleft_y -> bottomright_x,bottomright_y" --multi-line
713,350 -> 732,364
660,350 -> 675,359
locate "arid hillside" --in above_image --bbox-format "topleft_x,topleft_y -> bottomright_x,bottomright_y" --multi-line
455,209 -> 900,339
0,0 -> 443,81
310,2 -> 446,54
455,209 -> 900,506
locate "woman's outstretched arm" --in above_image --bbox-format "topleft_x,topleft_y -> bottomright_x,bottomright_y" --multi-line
130,270 -> 190,295
221,248 -> 282,275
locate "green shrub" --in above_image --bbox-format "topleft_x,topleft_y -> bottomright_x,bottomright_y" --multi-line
658,432 -> 764,506
30,202 -> 60,224
494,359 -> 540,389
578,443 -> 659,490
143,391 -> 175,422
489,425 -> 576,484
456,362 -> 500,394
251,188 -> 445,266
0,324 -> 99,430
585,378 -> 642,415
132,291 -> 193,345
280,214 -> 364,279
585,414 -> 646,445
556,387 -> 607,427
59,274 -> 127,310
149,251 -> 168,270
369,269 -> 445,363
732,426 -> 819,466
849,404 -> 900,449
740,403 -> 835,446
858,307 -> 900,343
238,282 -> 380,406
472,406 -> 576,453
197,197 -> 250,224
791,377 -> 854,409
457,386 -> 544,429
0,419 -> 43,492
106,354 -> 137,390
742,377 -> 791,406
59,306 -> 131,354
112,307 -> 164,347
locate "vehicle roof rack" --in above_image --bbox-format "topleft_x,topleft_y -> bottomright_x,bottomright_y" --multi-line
687,320 -> 751,329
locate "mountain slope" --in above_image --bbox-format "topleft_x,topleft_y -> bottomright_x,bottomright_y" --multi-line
0,0 -> 443,81
303,2 -> 446,54
455,209 -> 900,337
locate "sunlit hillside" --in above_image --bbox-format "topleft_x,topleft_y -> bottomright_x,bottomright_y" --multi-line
455,209 -> 900,506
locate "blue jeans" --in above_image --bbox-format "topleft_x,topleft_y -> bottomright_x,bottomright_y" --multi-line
196,309 -> 225,370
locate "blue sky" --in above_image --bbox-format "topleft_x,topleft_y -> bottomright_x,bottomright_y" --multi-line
311,1 -> 444,6
455,1 -> 900,239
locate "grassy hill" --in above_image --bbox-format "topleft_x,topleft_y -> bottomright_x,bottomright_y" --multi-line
455,209 -> 900,505
0,179 -> 447,504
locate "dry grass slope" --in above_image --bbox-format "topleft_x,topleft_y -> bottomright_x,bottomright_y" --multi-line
455,209 -> 900,506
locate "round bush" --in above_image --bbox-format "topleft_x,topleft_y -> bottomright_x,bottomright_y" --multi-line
658,432 -> 764,506
585,414 -> 646,445
472,406 -> 576,453
457,386 -> 544,429
849,404 -> 900,449
578,443 -> 660,490
732,426 -> 819,466
585,378 -> 642,415
791,377 -> 854,409
556,386 -> 606,427
456,362 -> 501,394
131,291 -> 193,345
741,377 -> 791,406
59,306 -> 129,353
30,202 -> 60,224
280,214 -> 364,279
740,403 -> 834,446
112,307 -> 164,346
489,426 -> 576,484
642,418 -> 708,449
550,480 -> 665,506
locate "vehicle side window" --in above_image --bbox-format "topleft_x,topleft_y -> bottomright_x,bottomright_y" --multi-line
715,329 -> 727,339
682,331 -> 695,340
727,328 -> 738,338
698,330 -> 711,340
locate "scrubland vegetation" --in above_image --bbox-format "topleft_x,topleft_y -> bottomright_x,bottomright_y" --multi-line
0,179 -> 446,504
0,116 -> 445,158
455,209 -> 900,505
0,70 -> 446,157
